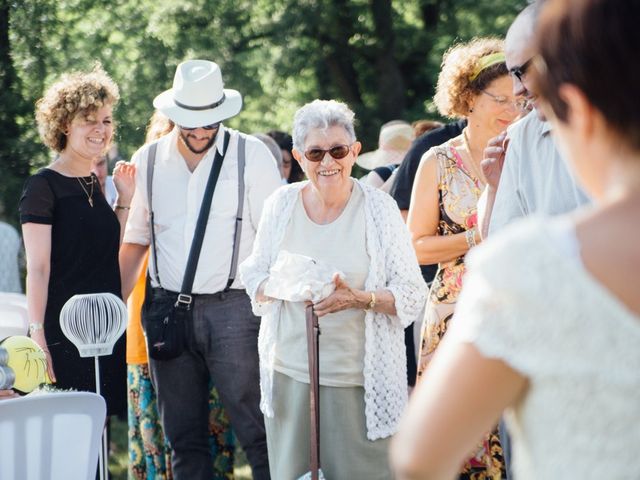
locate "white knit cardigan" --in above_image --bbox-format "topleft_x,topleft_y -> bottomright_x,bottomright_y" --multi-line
239,180 -> 427,440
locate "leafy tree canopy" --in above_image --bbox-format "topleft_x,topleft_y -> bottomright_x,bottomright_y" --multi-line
1,0 -> 525,222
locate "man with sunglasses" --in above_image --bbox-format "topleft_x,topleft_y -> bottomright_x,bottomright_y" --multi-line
479,2 -> 589,239
476,4 -> 590,478
119,60 -> 281,480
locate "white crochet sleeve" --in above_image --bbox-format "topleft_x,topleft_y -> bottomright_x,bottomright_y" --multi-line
239,187 -> 286,317
375,191 -> 428,328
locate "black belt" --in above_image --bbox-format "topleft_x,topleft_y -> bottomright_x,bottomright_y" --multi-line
150,286 -> 243,304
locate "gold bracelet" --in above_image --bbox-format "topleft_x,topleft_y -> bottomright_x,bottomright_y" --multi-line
28,323 -> 44,335
114,205 -> 130,211
367,291 -> 376,310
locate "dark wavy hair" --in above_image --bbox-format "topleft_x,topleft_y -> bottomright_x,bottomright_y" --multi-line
267,130 -> 305,183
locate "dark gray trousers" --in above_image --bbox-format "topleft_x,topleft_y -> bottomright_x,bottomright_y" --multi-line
149,288 -> 270,480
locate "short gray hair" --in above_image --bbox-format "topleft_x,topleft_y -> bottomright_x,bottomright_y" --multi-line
292,100 -> 356,152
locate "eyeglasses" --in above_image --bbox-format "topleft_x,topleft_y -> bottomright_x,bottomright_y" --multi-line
508,58 -> 533,83
179,122 -> 220,131
304,144 -> 352,162
481,90 -> 527,110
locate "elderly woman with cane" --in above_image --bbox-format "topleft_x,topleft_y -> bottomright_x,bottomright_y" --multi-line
241,99 -> 426,479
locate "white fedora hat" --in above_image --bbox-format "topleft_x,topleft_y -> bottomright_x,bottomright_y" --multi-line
356,121 -> 414,170
153,60 -> 242,128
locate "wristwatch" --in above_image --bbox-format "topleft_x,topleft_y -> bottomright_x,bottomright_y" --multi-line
28,323 -> 44,335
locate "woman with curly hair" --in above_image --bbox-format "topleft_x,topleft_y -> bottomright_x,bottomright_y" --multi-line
19,65 -> 135,418
407,38 -> 522,478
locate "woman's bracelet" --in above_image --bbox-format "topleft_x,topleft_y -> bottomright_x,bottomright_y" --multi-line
367,291 -> 376,310
114,204 -> 130,211
465,228 -> 477,249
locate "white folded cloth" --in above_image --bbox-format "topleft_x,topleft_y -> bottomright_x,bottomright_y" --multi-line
263,251 -> 344,303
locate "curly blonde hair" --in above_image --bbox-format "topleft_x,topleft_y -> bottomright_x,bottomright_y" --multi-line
434,37 -> 507,119
35,65 -> 120,152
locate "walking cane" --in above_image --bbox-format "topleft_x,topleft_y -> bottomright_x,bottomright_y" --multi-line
298,305 -> 325,479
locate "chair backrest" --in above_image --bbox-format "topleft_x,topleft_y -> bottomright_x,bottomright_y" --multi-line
0,391 -> 106,480
0,293 -> 28,306
0,299 -> 29,340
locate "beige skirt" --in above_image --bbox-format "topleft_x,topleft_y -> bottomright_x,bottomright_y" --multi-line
265,371 -> 393,480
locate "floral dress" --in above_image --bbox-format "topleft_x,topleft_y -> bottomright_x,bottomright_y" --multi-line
417,136 -> 505,479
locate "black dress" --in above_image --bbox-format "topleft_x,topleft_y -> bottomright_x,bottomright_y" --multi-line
19,168 -> 126,416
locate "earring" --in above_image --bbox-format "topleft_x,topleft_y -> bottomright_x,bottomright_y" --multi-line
469,108 -> 474,113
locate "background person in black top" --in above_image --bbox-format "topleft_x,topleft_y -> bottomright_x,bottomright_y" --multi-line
391,120 -> 467,220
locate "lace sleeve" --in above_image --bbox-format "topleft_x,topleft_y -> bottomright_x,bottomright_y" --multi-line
239,187 -> 285,316
378,192 -> 427,328
448,222 -> 553,378
19,173 -> 55,225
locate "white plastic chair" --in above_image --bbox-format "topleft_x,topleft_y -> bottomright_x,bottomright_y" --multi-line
0,292 -> 28,306
0,292 -> 28,340
0,391 -> 106,480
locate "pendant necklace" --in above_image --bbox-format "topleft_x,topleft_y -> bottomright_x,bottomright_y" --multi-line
461,129 -> 486,187
77,176 -> 95,207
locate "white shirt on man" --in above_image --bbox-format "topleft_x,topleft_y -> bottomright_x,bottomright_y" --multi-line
489,112 -> 590,234
124,125 -> 282,293
104,176 -> 117,207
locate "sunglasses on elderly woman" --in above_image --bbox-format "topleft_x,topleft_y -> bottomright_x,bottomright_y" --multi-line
179,122 -> 220,131
304,144 -> 352,162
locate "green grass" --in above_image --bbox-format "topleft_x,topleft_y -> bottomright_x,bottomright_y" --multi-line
108,417 -> 128,478
108,416 -> 252,479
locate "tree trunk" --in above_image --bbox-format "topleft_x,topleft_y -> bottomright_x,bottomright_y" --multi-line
318,0 -> 363,107
370,0 -> 406,120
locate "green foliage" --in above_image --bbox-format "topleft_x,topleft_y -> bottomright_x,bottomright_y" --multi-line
1,0 -> 526,220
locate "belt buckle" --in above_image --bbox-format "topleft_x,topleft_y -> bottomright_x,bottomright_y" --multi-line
175,294 -> 193,308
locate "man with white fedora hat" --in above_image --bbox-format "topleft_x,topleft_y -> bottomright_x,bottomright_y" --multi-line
120,59 -> 280,479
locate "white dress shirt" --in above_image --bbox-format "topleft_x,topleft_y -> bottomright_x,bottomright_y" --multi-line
489,112 -> 590,234
124,125 -> 282,293
104,176 -> 117,207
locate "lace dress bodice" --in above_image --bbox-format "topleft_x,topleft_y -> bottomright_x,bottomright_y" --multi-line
451,217 -> 640,479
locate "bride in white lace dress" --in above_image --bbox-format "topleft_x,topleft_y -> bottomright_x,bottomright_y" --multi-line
391,1 -> 640,479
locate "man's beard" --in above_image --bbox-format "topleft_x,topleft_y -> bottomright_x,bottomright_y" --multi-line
179,130 -> 217,154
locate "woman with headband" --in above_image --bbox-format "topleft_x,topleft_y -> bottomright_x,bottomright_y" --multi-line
407,37 -> 522,478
